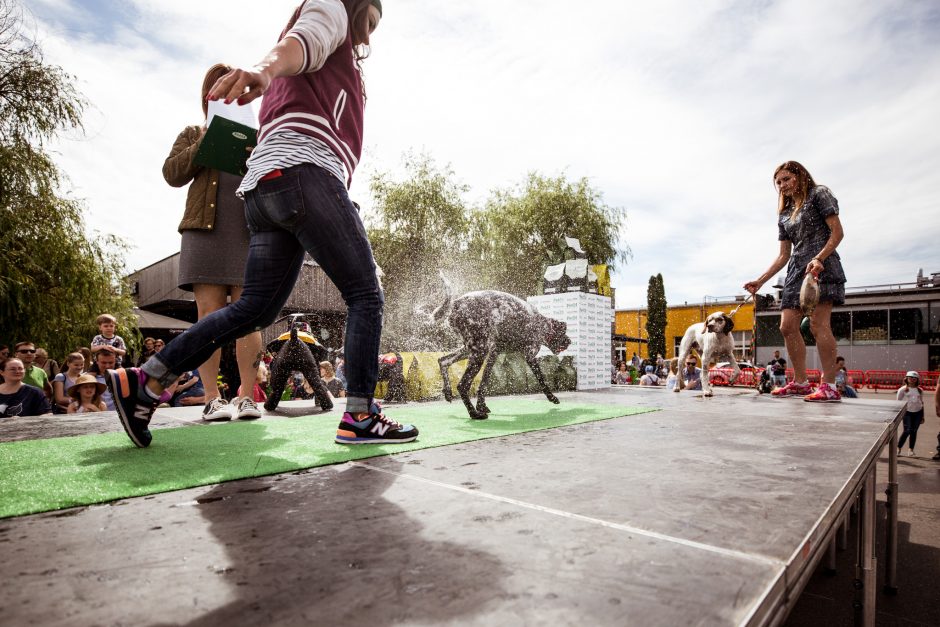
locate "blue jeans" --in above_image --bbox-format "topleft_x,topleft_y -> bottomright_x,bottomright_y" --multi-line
897,410 -> 924,450
144,164 -> 383,412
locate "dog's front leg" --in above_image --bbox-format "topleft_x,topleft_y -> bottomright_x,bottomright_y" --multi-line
439,347 -> 469,402
700,343 -> 714,397
459,350 -> 487,419
525,352 -> 560,404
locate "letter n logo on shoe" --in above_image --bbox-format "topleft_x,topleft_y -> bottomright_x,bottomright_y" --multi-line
134,405 -> 151,421
370,421 -> 390,437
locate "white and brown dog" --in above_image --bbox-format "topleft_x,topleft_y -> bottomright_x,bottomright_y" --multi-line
674,311 -> 740,397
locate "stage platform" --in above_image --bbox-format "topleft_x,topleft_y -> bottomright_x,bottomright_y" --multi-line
0,388 -> 905,626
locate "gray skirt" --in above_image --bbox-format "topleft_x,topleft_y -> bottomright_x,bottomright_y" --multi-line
178,172 -> 251,292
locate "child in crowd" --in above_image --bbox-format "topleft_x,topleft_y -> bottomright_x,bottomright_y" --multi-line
52,353 -> 86,413
66,374 -> 108,413
639,365 -> 660,386
834,356 -> 858,398
665,360 -> 679,390
320,361 -> 346,397
614,361 -> 631,385
169,370 -> 207,408
896,371 -> 924,457
91,314 -> 127,367
237,362 -> 269,404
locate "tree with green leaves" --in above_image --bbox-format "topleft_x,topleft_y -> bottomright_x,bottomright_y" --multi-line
646,274 -> 667,361
0,0 -> 137,359
469,172 -> 628,296
365,153 -> 470,350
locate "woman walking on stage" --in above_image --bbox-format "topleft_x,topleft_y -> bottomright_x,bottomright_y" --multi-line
744,161 -> 846,402
106,0 -> 418,449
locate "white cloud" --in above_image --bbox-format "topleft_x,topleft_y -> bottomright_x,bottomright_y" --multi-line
29,0 -> 940,308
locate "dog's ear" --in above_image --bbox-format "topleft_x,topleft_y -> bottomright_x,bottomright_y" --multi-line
723,314 -> 734,334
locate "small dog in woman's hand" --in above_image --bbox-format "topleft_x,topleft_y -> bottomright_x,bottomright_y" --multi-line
674,312 -> 740,397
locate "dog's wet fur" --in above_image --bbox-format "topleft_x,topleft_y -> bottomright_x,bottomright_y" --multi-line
429,276 -> 571,419
264,326 -> 333,413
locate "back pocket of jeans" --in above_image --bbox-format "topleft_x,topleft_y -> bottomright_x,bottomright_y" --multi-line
258,177 -> 306,227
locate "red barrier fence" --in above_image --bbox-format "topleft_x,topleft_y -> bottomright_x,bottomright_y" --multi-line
707,367 -> 938,391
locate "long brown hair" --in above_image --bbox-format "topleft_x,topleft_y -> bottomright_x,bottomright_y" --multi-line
773,161 -> 816,219
343,0 -> 377,60
201,63 -> 234,118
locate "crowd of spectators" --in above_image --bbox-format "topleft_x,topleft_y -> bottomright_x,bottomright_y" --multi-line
0,313 -> 352,419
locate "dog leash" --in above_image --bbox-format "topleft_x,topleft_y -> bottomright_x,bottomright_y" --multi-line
727,293 -> 754,318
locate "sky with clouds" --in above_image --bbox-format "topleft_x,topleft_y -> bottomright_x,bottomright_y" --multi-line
26,0 -> 940,308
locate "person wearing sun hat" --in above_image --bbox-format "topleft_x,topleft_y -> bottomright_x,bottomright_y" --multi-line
67,373 -> 108,413
896,371 -> 924,457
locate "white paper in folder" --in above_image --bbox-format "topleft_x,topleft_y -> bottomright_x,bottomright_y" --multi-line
206,98 -> 258,129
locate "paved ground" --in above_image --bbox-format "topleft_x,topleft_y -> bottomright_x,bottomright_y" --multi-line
0,388 -> 937,625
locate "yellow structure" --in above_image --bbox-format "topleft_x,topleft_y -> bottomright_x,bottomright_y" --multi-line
614,299 -> 756,361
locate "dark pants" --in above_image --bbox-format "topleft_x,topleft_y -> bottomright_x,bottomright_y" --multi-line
144,164 -> 383,412
897,409 -> 924,450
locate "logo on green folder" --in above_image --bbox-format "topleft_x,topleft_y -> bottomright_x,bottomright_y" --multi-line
232,131 -> 248,140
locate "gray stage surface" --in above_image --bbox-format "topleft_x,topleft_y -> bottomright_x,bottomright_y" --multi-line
0,387 -> 904,626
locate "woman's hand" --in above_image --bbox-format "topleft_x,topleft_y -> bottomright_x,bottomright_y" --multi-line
208,68 -> 272,106
743,280 -> 763,294
805,258 -> 823,277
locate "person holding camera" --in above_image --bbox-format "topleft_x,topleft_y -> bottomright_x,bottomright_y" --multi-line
896,371 -> 924,457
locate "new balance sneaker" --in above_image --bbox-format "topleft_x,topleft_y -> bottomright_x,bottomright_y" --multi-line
202,397 -> 234,421
106,368 -> 157,448
234,397 -> 262,420
335,409 -> 418,444
771,380 -> 814,397
803,382 -> 842,403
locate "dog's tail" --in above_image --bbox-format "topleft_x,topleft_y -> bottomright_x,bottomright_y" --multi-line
431,271 -> 455,323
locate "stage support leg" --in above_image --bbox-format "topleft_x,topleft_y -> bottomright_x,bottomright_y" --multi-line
854,470 -> 877,627
884,439 -> 899,595
838,512 -> 849,550
826,537 -> 837,575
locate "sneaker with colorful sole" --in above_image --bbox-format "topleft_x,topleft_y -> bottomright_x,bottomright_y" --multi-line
803,382 -> 842,403
335,406 -> 418,444
771,380 -> 814,397
105,368 -> 157,448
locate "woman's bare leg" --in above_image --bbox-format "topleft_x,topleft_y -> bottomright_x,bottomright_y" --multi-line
810,302 -> 837,384
780,308 -> 807,382
229,286 -> 263,398
193,284 -> 229,400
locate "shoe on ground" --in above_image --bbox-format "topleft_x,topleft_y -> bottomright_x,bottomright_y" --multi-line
336,407 -> 418,444
932,452 -> 940,461
804,382 -> 842,403
234,397 -> 262,420
771,380 -> 814,397
202,397 -> 234,421
106,368 -> 156,448
907,450 -> 916,457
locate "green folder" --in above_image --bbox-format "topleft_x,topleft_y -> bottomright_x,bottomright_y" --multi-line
193,116 -> 258,176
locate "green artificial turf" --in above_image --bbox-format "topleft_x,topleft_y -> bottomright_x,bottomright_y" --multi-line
0,399 -> 655,518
